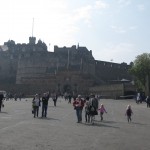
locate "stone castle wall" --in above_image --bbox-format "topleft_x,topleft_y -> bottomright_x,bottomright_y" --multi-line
0,37 -> 133,95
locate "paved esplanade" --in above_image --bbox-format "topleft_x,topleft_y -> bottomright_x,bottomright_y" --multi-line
0,98 -> 150,150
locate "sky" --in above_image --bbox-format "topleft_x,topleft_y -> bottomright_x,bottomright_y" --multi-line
0,0 -> 149,64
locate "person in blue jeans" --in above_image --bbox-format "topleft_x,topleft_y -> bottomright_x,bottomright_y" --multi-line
41,92 -> 49,118
73,95 -> 84,123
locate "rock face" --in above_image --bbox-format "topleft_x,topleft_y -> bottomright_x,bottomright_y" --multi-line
0,37 -> 132,94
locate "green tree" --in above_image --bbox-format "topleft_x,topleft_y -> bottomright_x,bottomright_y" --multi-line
130,53 -> 150,95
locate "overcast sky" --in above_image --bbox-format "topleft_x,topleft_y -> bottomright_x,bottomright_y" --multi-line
0,0 -> 149,64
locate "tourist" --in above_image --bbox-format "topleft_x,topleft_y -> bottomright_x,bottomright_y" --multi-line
73,95 -> 84,123
68,93 -> 72,104
18,93 -> 22,101
125,105 -> 133,122
89,94 -> 99,115
85,100 -> 90,123
136,92 -> 141,104
146,96 -> 150,108
41,92 -> 49,118
98,104 -> 107,121
32,94 -> 41,118
0,92 -> 4,112
64,92 -> 68,101
78,95 -> 85,122
14,93 -> 17,101
51,92 -> 58,107
89,94 -> 99,110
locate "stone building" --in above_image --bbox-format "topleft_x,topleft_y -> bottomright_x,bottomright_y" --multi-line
0,37 -> 134,96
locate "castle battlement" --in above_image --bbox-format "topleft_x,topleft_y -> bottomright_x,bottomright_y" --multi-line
0,37 -> 133,94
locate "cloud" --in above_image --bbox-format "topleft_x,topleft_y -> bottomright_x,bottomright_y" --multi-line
0,0 -> 110,45
94,42 -> 137,63
118,0 -> 131,7
73,0 -> 109,26
110,25 -> 137,34
110,25 -> 126,33
129,26 -> 137,30
73,5 -> 93,24
137,4 -> 145,11
94,0 -> 109,9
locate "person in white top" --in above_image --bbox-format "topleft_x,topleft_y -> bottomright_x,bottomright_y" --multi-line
32,94 -> 41,118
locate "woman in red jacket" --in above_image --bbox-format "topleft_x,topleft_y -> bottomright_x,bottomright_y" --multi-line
73,95 -> 84,123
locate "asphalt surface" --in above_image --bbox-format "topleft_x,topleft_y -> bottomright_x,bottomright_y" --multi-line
0,98 -> 150,150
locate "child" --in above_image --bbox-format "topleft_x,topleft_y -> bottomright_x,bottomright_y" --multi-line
85,101 -> 90,123
125,105 -> 133,122
98,104 -> 107,121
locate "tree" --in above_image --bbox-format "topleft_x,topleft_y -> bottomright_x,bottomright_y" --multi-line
130,53 -> 150,95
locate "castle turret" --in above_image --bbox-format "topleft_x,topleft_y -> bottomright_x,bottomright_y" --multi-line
29,37 -> 36,45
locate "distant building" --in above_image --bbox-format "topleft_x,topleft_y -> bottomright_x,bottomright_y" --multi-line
0,37 -> 134,96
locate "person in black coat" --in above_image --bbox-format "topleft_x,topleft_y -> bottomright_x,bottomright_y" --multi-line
0,93 -> 4,112
146,96 -> 150,108
41,92 -> 49,117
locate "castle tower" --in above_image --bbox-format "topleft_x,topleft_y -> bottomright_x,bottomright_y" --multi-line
29,37 -> 36,45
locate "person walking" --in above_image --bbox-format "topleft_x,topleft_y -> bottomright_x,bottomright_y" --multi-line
0,92 -> 4,112
146,96 -> 150,108
89,94 -> 99,111
78,95 -> 85,122
89,94 -> 99,115
73,95 -> 84,123
68,94 -> 72,104
41,92 -> 49,118
125,105 -> 133,123
136,92 -> 141,104
85,100 -> 90,123
32,94 -> 41,118
98,104 -> 107,121
51,92 -> 58,107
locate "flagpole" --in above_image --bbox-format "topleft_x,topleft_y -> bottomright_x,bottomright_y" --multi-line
67,49 -> 69,70
32,18 -> 34,37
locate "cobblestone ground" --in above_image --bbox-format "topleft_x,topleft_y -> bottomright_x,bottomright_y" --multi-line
0,98 -> 150,150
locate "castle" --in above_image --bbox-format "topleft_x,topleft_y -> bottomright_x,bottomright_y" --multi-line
0,37 -> 133,96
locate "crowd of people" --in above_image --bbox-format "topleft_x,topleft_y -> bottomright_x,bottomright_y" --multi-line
31,92 -> 108,124
73,94 -> 107,124
32,91 -> 59,118
32,92 -> 50,118
2,90 -> 150,124
136,92 -> 150,107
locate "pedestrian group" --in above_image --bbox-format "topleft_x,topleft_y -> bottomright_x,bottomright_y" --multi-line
2,91 -> 150,125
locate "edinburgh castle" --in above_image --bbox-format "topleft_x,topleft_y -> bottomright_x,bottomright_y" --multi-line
0,36 -> 134,97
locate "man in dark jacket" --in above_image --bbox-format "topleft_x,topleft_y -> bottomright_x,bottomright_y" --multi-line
89,94 -> 99,116
41,92 -> 49,117
146,96 -> 150,108
0,93 -> 4,112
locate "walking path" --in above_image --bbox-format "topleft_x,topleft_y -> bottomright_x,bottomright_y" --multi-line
0,98 -> 150,150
